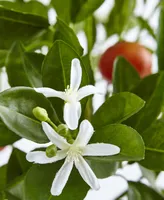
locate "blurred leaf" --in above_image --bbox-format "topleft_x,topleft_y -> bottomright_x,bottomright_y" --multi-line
84,16 -> 96,53
105,0 -> 136,36
6,42 -> 43,87
0,120 -> 20,146
0,87 -> 59,143
51,0 -> 71,23
128,181 -> 164,200
0,165 -> 7,191
54,18 -> 83,55
92,92 -> 145,129
24,162 -> 89,200
0,0 -> 48,18
0,50 -> 8,68
113,57 -> 140,93
42,40 -> 89,120
0,6 -> 49,50
126,72 -> 164,133
157,7 -> 164,71
89,124 -> 145,162
73,0 -> 104,22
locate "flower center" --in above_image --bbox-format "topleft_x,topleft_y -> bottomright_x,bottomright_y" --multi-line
67,146 -> 82,162
65,85 -> 78,103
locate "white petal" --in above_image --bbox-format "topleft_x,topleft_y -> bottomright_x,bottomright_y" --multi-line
74,120 -> 94,146
42,122 -> 70,149
82,143 -> 120,156
77,85 -> 97,101
70,58 -> 82,91
34,87 -> 66,100
64,102 -> 79,130
77,102 -> 81,119
75,156 -> 100,190
51,159 -> 73,196
26,150 -> 67,164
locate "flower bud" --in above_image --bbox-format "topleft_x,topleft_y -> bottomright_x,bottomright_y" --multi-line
46,144 -> 57,158
33,107 -> 49,122
57,124 -> 69,136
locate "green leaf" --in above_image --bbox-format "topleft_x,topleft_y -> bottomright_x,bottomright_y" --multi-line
92,92 -> 145,129
128,181 -> 164,200
0,87 -> 59,143
89,124 -> 144,162
24,162 -> 89,200
157,7 -> 164,71
51,0 -> 71,23
7,148 -> 31,183
113,57 -> 140,93
84,16 -> 96,53
126,72 -> 164,133
0,121 -> 20,146
74,0 -> 104,22
139,119 -> 164,171
0,1 -> 48,18
6,41 -> 43,87
0,6 -> 49,50
0,165 -> 7,191
42,40 -> 89,120
105,0 -> 136,37
0,50 -> 8,68
54,18 -> 83,56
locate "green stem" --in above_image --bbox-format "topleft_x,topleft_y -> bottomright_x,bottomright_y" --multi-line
46,118 -> 58,132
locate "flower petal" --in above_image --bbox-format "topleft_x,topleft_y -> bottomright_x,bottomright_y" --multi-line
34,87 -> 66,100
64,102 -> 79,130
70,58 -> 82,91
82,143 -> 120,156
77,85 -> 97,101
51,159 -> 73,196
42,122 -> 70,149
75,156 -> 100,190
74,120 -> 94,146
26,150 -> 67,164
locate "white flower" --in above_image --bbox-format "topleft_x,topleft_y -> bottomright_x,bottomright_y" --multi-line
26,120 -> 120,196
35,58 -> 97,130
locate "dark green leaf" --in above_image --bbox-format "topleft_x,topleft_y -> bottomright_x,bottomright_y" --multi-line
0,50 -> 8,68
6,41 -> 43,87
89,124 -> 145,162
24,162 -> 89,200
84,16 -> 96,53
0,165 -> 7,191
42,40 -> 89,120
92,92 -> 145,129
0,87 -> 59,143
54,18 -> 83,56
0,6 -> 49,50
157,7 -> 164,71
0,121 -> 20,146
113,57 -> 140,93
128,181 -> 164,200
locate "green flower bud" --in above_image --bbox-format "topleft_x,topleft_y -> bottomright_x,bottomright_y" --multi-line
46,144 -> 57,158
67,138 -> 74,144
33,107 -> 49,122
57,124 -> 69,136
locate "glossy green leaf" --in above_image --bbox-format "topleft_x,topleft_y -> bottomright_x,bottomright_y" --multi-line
7,148 -> 31,183
157,7 -> 164,71
0,6 -> 49,50
128,181 -> 164,200
126,72 -> 164,133
139,119 -> 164,171
0,121 -> 20,146
0,1 -> 48,18
88,124 -> 144,162
6,42 -> 43,87
0,87 -> 59,143
42,40 -> 89,120
113,57 -> 140,93
74,0 -> 104,22
54,18 -> 83,56
84,16 -> 96,53
24,162 -> 89,200
92,92 -> 145,129
51,0 -> 71,23
106,0 -> 136,36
